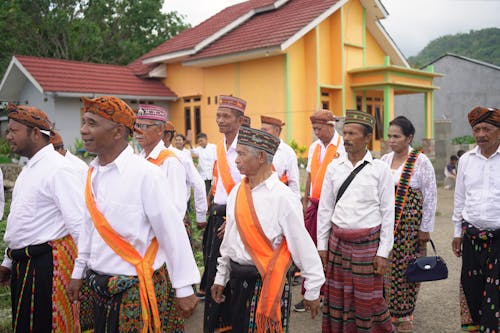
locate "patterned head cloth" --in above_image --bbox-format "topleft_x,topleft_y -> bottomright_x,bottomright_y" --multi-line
137,104 -> 168,123
7,103 -> 53,136
165,121 -> 175,132
237,126 -> 280,156
467,106 -> 500,128
50,130 -> 64,150
310,109 -> 336,125
81,96 -> 136,133
242,115 -> 251,128
218,95 -> 246,114
261,115 -> 285,127
344,110 -> 375,129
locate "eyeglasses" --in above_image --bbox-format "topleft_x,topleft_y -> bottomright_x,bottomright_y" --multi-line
134,123 -> 158,130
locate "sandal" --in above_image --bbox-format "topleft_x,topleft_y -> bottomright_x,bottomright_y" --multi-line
396,321 -> 413,333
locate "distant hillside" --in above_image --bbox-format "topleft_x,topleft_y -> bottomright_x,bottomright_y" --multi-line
408,28 -> 500,68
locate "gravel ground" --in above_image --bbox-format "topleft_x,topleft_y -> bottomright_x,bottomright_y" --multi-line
185,188 -> 462,333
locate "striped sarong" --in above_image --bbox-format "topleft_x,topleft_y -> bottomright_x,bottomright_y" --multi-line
87,264 -> 183,332
9,235 -> 78,333
384,187 -> 425,323
322,225 -> 394,333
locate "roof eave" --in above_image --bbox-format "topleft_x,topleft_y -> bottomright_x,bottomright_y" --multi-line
0,56 -> 45,100
183,47 -> 284,68
281,0 -> 348,51
52,91 -> 177,101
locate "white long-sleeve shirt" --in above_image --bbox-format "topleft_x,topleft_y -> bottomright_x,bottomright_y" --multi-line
213,135 -> 242,205
452,145 -> 500,237
2,144 -> 84,269
0,168 -> 4,221
273,139 -> 300,197
191,143 -> 217,181
64,150 -> 88,182
168,145 -> 208,223
72,146 -> 200,297
306,131 -> 345,173
140,141 -> 187,218
317,151 -> 395,258
215,173 -> 325,300
381,147 -> 437,232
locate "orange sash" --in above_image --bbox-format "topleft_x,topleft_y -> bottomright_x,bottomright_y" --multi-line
310,136 -> 341,199
147,149 -> 177,166
216,141 -> 236,195
234,179 -> 292,333
210,160 -> 218,196
85,167 -> 161,333
272,164 -> 289,185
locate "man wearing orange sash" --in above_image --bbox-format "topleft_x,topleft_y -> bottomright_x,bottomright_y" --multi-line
67,96 -> 200,333
260,115 -> 300,197
203,95 -> 245,332
135,105 -> 188,219
294,109 -> 345,312
211,126 -> 325,333
161,118 -> 208,235
0,104 -> 83,332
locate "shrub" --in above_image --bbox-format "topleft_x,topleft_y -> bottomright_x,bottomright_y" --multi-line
451,136 -> 475,145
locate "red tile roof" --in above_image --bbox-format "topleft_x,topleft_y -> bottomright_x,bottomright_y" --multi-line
188,0 -> 339,61
15,55 -> 176,98
138,0 -> 339,66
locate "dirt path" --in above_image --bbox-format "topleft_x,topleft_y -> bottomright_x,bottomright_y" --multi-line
185,188 -> 462,333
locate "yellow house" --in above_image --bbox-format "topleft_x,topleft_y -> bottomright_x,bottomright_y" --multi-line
131,0 -> 440,154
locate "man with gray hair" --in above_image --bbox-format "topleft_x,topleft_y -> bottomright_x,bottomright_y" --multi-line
211,126 -> 324,332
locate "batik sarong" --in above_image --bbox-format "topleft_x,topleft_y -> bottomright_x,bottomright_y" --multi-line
9,235 -> 78,333
202,204 -> 232,332
302,198 -> 325,296
323,225 -> 394,333
228,261 -> 291,333
87,264 -> 183,333
460,221 -> 499,332
384,187 -> 425,323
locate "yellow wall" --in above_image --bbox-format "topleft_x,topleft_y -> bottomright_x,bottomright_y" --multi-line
162,0 -> 402,152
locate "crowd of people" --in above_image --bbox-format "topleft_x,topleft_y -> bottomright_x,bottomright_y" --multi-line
0,95 -> 498,333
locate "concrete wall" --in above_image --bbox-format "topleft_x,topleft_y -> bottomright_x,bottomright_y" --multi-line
53,98 -> 84,150
395,55 -> 500,144
19,82 -> 56,120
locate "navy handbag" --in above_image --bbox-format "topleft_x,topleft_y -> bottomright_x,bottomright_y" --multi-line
405,239 -> 448,283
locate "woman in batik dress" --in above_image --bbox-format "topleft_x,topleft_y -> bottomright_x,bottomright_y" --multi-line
381,116 -> 437,333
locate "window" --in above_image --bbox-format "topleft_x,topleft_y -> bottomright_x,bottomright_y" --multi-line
194,107 -> 201,135
184,107 -> 191,131
207,96 -> 211,105
183,97 -> 191,103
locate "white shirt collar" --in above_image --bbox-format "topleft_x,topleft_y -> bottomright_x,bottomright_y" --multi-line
90,145 -> 133,174
318,130 -> 340,149
339,149 -> 373,167
470,144 -> 500,159
26,144 -> 54,168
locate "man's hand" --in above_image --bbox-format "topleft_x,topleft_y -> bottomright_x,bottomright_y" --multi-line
301,197 -> 309,215
452,237 -> 462,257
0,266 -> 11,285
373,256 -> 389,276
66,278 -> 83,303
197,222 -> 207,230
217,220 -> 226,239
176,294 -> 197,318
210,284 -> 225,304
418,231 -> 431,247
318,250 -> 327,271
303,298 -> 321,319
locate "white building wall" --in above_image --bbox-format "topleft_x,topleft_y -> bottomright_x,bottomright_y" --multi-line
53,97 -> 84,151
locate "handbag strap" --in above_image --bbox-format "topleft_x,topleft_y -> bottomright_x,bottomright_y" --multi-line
428,239 -> 438,256
335,160 -> 369,204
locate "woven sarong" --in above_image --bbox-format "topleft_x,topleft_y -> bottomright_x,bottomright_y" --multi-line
384,187 -> 426,322
202,204 -> 232,332
460,221 -> 500,332
87,265 -> 183,333
228,261 -> 291,333
9,235 -> 78,333
322,225 -> 394,333
302,198 -> 325,296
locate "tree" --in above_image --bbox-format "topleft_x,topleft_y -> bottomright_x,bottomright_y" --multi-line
0,0 -> 190,76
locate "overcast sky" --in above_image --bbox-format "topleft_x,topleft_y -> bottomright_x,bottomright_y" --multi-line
163,0 -> 500,57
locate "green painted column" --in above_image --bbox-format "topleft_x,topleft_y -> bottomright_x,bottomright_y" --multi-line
424,92 -> 435,139
383,86 -> 394,140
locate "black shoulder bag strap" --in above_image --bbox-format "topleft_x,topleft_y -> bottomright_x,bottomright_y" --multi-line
335,160 -> 370,205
